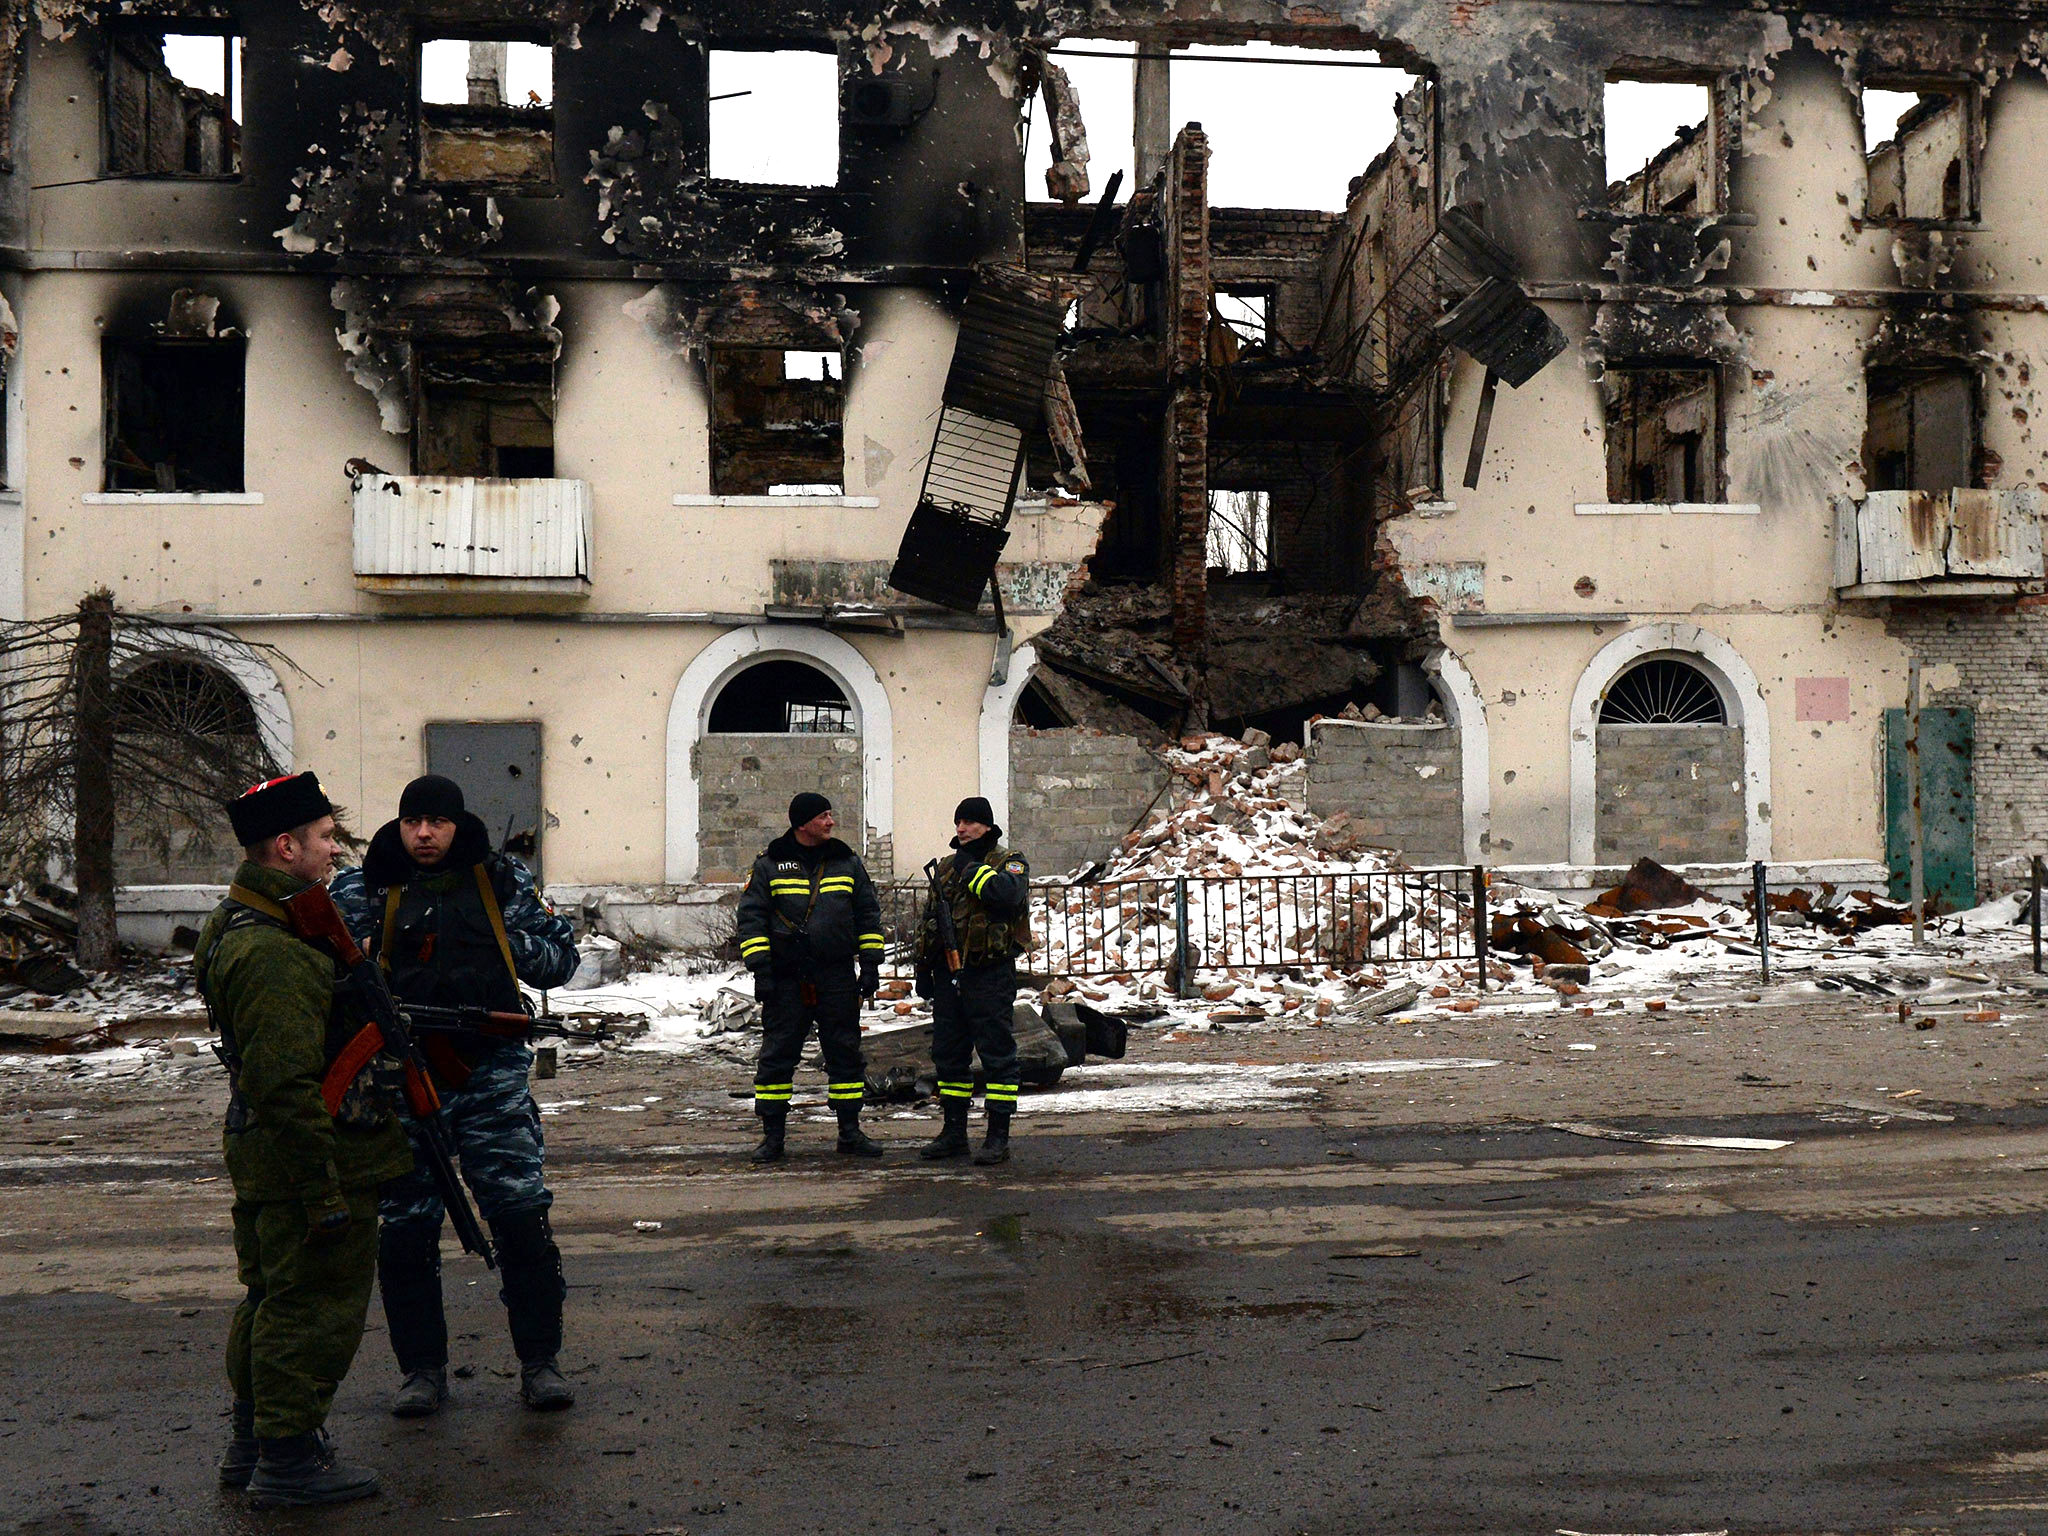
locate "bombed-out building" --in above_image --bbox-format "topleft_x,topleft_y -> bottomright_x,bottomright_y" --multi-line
0,0 -> 2041,935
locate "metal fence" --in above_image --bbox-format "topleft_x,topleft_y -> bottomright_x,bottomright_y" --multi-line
876,866 -> 1487,992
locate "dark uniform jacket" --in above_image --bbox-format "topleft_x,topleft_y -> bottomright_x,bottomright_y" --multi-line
195,861 -> 415,1205
735,834 -> 885,975
330,814 -> 577,1082
922,830 -> 1031,967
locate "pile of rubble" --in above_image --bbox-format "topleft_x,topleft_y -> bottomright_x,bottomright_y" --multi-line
1035,731 -> 1480,1019
0,885 -> 88,999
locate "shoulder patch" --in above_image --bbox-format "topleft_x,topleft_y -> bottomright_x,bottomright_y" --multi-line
1004,859 -> 1027,874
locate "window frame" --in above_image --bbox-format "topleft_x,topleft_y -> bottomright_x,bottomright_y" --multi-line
102,24 -> 244,183
413,29 -> 559,195
101,333 -> 248,495
705,42 -> 845,191
1601,72 -> 1730,220
1599,361 -> 1726,507
1858,79 -> 1983,228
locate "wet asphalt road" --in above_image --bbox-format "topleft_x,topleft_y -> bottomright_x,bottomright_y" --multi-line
6,1119 -> 2048,1536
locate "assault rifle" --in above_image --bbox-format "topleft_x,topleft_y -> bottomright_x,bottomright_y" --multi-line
281,882 -> 497,1269
921,858 -> 963,1002
400,1003 -> 614,1048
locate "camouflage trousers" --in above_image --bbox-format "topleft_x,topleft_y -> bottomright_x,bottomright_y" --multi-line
227,1187 -> 381,1440
379,1048 -> 552,1228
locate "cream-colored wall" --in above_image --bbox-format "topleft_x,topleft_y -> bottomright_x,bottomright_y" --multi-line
232,617 -> 1005,886
15,266 -> 1094,884
19,273 -> 1099,619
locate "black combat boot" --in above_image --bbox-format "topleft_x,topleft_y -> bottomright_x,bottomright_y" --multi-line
835,1102 -> 883,1157
973,1108 -> 1013,1166
390,1368 -> 448,1419
244,1429 -> 379,1509
919,1099 -> 971,1160
217,1399 -> 258,1489
491,1208 -> 574,1411
379,1220 -> 449,1415
751,1105 -> 787,1164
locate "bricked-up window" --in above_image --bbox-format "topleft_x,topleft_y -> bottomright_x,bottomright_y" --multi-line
708,346 -> 845,495
708,49 -> 839,187
1866,365 -> 1976,493
103,337 -> 244,492
412,340 -> 556,478
1605,78 -> 1717,215
707,660 -> 851,732
1862,86 -> 1976,223
1603,365 -> 1721,504
107,30 -> 241,177
418,37 -> 554,189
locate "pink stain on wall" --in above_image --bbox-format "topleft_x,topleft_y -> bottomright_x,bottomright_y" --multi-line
1795,676 -> 1851,723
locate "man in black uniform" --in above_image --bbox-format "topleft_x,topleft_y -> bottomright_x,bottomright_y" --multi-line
735,792 -> 888,1163
918,797 -> 1030,1166
329,775 -> 579,1417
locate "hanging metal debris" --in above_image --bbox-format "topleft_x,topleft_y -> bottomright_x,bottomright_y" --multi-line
888,269 -> 1071,614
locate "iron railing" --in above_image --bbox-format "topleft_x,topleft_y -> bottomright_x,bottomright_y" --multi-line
875,867 -> 1487,993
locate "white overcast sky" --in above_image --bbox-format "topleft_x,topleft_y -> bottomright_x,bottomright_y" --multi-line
155,33 -> 1919,205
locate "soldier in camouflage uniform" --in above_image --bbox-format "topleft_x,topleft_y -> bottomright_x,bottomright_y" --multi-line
198,771 -> 415,1510
918,796 -> 1031,1166
329,775 -> 579,1418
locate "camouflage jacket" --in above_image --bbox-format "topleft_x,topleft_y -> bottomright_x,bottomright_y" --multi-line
195,861 -> 415,1204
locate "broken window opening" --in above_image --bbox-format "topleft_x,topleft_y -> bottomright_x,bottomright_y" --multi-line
706,660 -> 851,733
1215,289 -> 1271,350
106,29 -> 242,178
1604,78 -> 1717,215
412,341 -> 556,479
1598,657 -> 1726,725
1602,365 -> 1721,505
1013,677 -> 1066,730
103,336 -> 245,493
1025,39 -> 1133,204
1865,364 -> 1976,494
1206,488 -> 1271,575
783,350 -> 842,383
709,344 -> 846,496
1861,85 -> 1975,223
418,37 -> 555,190
708,48 -> 840,188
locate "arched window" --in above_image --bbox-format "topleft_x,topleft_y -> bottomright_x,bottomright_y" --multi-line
116,656 -> 261,741
113,656 -> 271,883
1597,656 -> 1726,725
706,659 -> 851,734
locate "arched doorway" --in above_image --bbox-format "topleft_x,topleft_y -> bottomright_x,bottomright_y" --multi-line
666,625 -> 894,884
114,655 -> 276,883
1569,623 -> 1771,867
1593,654 -> 1745,864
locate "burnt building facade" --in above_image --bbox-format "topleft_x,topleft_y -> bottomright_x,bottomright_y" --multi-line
0,0 -> 2039,923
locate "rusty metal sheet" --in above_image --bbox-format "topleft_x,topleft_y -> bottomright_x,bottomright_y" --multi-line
1946,486 -> 2045,577
1857,490 -> 1946,584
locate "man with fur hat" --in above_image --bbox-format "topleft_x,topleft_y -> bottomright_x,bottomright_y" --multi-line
734,792 -> 889,1163
329,774 -> 578,1417
197,772 -> 414,1508
918,797 -> 1031,1166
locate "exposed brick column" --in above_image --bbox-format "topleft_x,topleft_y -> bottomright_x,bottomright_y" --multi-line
1160,123 -> 1211,728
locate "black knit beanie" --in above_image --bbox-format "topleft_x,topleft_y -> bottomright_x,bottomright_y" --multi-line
788,791 -> 833,828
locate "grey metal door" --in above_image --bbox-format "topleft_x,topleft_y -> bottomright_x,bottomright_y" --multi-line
424,721 -> 544,875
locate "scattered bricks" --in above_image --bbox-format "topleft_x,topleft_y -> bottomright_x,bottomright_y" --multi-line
1967,1009 -> 2003,1022
894,1002 -> 916,1015
1554,981 -> 1582,996
1449,999 -> 1479,1013
1430,984 -> 1451,998
1915,1016 -> 1937,1031
1315,998 -> 1334,1017
1202,982 -> 1237,1001
1646,999 -> 1668,1012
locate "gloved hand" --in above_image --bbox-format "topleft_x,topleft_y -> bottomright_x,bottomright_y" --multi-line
913,961 -> 934,1000
859,956 -> 881,1001
306,1192 -> 352,1248
750,965 -> 774,1003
